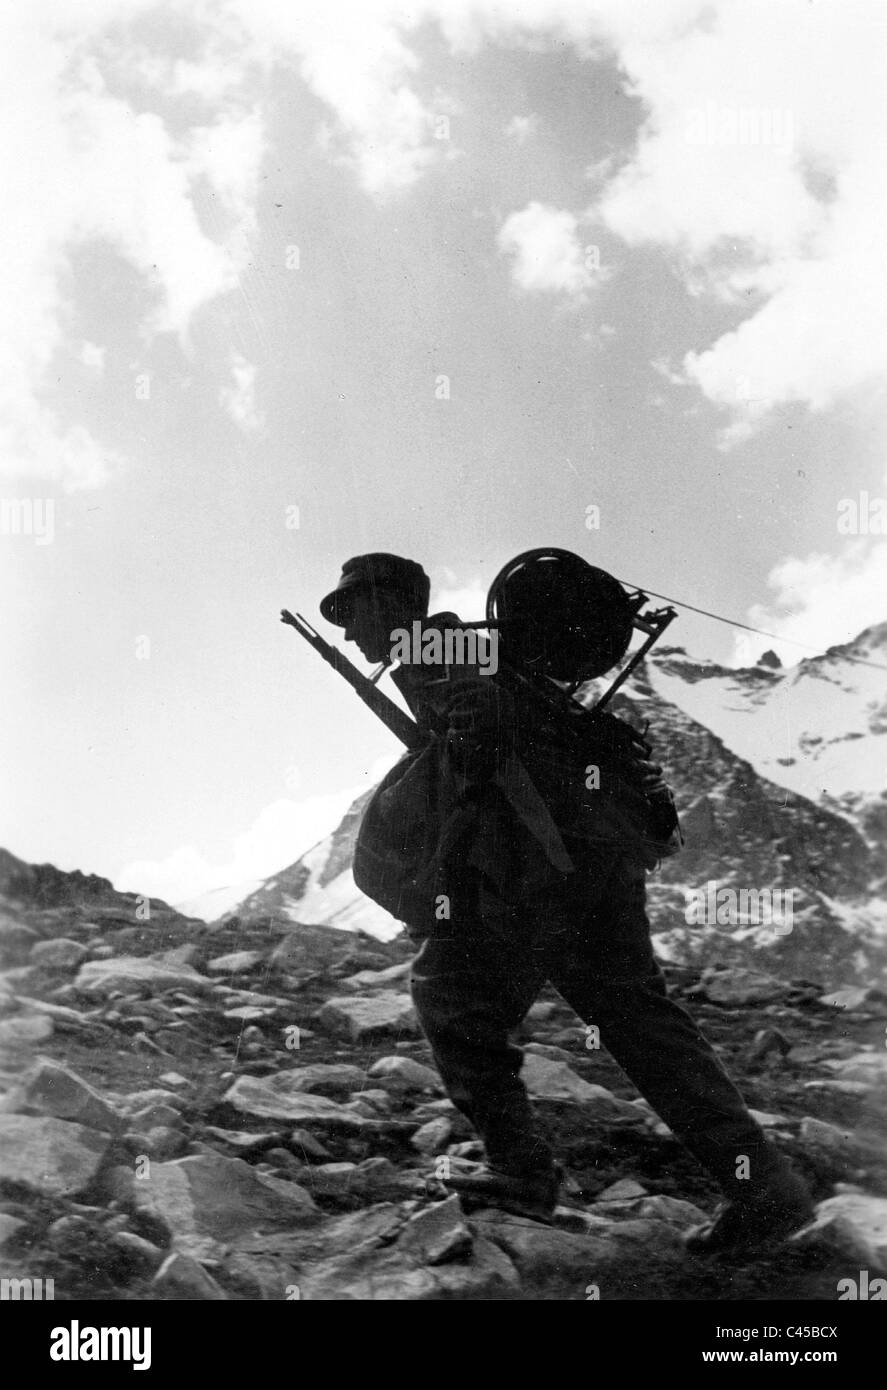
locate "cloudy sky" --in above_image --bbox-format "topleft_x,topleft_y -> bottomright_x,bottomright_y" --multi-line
2,0 -> 885,911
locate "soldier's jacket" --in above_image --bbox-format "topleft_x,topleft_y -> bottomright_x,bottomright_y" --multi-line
352,612 -> 679,933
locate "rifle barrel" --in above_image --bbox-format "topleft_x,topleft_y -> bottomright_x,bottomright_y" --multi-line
280,609 -> 422,749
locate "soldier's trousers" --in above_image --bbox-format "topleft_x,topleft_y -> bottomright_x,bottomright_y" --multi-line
410,857 -> 784,1196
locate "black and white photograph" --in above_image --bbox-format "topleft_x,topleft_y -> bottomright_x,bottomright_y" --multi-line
1,0 -> 885,1343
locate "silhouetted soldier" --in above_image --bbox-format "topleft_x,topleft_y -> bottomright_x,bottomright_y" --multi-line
320,552 -> 813,1253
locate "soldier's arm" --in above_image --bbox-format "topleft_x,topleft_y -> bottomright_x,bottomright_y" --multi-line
442,677 -> 515,781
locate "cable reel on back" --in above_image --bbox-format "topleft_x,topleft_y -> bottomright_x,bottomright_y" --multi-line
484,547 -> 677,709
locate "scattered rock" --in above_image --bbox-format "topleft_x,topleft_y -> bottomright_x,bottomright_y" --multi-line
799,1117 -> 887,1177
117,1089 -> 187,1116
224,1074 -> 377,1129
0,1012 -> 53,1046
696,967 -> 793,1006
0,1213 -> 27,1247
748,1108 -> 789,1128
399,1196 -> 473,1264
597,1179 -> 649,1202
298,1228 -> 518,1300
340,962 -> 412,990
524,1042 -> 576,1063
368,1056 -> 442,1093
75,956 -> 212,996
30,938 -> 90,970
108,1230 -> 164,1276
818,986 -> 880,1011
289,1130 -> 333,1161
317,993 -> 419,1043
0,918 -> 39,962
128,1126 -> 186,1160
297,1162 -> 358,1195
1,1061 -> 120,1132
747,1028 -> 791,1062
128,1102 -> 182,1130
829,1053 -> 887,1086
471,1210 -> 685,1297
13,995 -> 110,1038
203,1126 -> 282,1157
0,1114 -> 107,1196
526,1001 -> 559,1023
152,1251 -> 228,1299
349,1089 -> 391,1113
792,1194 -> 887,1272
278,1063 -> 367,1096
207,951 -> 265,975
131,1152 -> 319,1261
46,1214 -> 92,1253
521,1054 -> 643,1119
592,1190 -> 707,1232
411,1118 -> 454,1155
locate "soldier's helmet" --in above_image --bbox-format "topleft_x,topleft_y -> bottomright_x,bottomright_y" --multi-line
320,553 -> 430,627
487,547 -> 634,682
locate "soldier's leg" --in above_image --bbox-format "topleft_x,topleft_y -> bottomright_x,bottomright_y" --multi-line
410,884 -> 552,1176
549,862 -> 790,1194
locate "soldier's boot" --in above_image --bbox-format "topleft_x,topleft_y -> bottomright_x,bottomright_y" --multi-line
443,1165 -> 561,1223
685,1164 -> 814,1258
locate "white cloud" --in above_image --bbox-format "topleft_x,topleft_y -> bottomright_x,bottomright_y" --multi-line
0,6 -> 264,492
225,0 -> 440,195
220,352 -> 264,434
79,341 -> 106,372
498,201 -> 596,297
295,0 -> 882,435
5,0 -> 883,491
732,540 -> 887,668
116,752 -> 400,913
504,113 -> 539,144
588,0 -> 887,437
211,1 -> 883,423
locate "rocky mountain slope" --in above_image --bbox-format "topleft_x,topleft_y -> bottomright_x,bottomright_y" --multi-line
645,621 -> 887,847
2,621 -> 885,1301
1,855 -> 886,1300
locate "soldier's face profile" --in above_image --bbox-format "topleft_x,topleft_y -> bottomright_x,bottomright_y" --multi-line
343,588 -> 410,663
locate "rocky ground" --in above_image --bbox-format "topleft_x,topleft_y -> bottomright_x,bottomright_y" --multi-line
1,890 -> 886,1301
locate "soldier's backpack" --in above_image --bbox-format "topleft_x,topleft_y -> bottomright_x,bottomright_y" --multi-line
352,548 -> 683,926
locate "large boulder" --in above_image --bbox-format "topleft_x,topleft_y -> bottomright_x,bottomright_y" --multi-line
793,1194 -> 887,1273
829,1053 -> 887,1087
0,1012 -> 53,1046
0,1114 -> 107,1196
275,1064 -> 367,1096
224,1073 -> 375,1129
131,1152 -> 319,1261
317,992 -> 419,1043
470,1210 -> 687,1297
799,1117 -> 887,1179
0,1061 -> 120,1132
75,955 -> 212,996
368,1056 -> 442,1093
152,1252 -> 228,1299
207,951 -> 265,975
297,1231 -> 518,1301
696,967 -> 794,1006
520,1054 -> 643,1120
340,962 -> 412,991
30,938 -> 90,970
398,1196 -> 473,1265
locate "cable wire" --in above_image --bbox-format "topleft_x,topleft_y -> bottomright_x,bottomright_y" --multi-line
615,579 -> 887,674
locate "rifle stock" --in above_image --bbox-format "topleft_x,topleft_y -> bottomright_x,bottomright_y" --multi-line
280,609 -> 423,749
